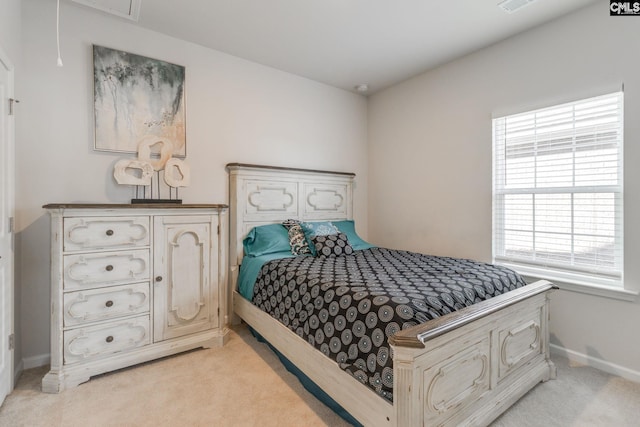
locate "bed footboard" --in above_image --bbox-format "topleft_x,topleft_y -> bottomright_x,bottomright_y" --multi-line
390,280 -> 557,427
228,164 -> 558,427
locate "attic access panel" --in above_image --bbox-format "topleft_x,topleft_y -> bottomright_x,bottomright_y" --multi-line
498,0 -> 538,13
70,0 -> 141,21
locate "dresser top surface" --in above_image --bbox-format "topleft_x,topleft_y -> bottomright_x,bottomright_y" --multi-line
43,203 -> 228,210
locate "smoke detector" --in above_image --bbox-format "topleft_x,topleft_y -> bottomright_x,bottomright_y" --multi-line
498,0 -> 537,13
70,0 -> 142,21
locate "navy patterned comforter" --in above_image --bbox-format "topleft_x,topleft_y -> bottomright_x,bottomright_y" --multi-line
251,247 -> 526,402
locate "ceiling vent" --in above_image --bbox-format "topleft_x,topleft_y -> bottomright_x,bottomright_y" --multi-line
498,0 -> 537,13
70,0 -> 142,21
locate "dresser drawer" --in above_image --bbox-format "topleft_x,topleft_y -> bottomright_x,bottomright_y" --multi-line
64,216 -> 150,252
63,249 -> 150,290
64,316 -> 150,365
64,282 -> 150,327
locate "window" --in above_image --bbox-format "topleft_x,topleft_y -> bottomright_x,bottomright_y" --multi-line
493,92 -> 623,287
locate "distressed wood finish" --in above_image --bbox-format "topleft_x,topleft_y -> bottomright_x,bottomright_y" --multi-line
227,163 -> 353,323
42,204 -> 228,393
389,280 -> 557,348
227,164 -> 556,427
63,249 -> 150,290
63,282 -> 150,326
392,291 -> 555,426
153,215 -> 219,341
63,216 -> 150,251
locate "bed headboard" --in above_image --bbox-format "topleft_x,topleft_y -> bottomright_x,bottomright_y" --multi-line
226,163 -> 356,294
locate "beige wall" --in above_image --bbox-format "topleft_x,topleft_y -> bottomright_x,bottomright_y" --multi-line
0,0 -> 21,62
17,0 -> 368,365
368,2 -> 640,379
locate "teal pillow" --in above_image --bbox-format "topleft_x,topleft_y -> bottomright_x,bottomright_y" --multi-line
243,224 -> 291,256
333,220 -> 374,251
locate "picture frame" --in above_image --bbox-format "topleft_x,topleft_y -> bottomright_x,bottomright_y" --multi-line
93,45 -> 186,157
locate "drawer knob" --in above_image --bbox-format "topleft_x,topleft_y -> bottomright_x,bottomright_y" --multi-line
155,276 -> 163,282
106,229 -> 114,236
105,300 -> 114,308
106,335 -> 114,343
105,265 -> 114,272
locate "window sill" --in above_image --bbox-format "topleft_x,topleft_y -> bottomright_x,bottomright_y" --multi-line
524,275 -> 638,301
498,262 -> 639,302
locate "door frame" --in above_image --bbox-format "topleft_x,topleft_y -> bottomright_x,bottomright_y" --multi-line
0,43 -> 15,405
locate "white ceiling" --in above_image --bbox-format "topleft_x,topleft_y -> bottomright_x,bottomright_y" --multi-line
74,0 -> 600,94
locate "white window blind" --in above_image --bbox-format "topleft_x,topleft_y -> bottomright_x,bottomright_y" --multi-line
493,92 -> 623,285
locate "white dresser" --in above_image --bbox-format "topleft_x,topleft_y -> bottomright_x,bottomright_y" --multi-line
41,204 -> 228,393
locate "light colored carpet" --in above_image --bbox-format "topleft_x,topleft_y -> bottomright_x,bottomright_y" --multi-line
1,323 -> 639,426
492,355 -> 640,427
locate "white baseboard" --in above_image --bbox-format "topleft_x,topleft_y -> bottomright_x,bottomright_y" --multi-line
22,353 -> 50,370
551,344 -> 640,383
13,359 -> 24,387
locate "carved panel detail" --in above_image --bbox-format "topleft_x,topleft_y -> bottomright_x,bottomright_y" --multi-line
154,216 -> 215,342
168,229 -> 205,322
307,189 -> 344,211
246,181 -> 297,215
64,217 -> 150,251
64,282 -> 150,326
425,346 -> 489,416
501,319 -> 541,371
64,249 -> 150,290
64,316 -> 150,364
304,184 -> 347,215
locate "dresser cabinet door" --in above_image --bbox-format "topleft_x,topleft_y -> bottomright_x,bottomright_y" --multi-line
153,215 -> 219,341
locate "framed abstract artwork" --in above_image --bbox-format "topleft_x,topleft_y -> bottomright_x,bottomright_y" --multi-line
93,45 -> 186,156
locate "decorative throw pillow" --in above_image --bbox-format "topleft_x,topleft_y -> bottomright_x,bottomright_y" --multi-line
312,233 -> 354,258
300,221 -> 340,238
282,219 -> 311,255
300,221 -> 341,255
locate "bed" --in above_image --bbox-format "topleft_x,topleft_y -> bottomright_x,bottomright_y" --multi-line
227,163 -> 556,427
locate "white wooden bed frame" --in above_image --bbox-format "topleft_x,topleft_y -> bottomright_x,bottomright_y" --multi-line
227,163 -> 556,427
